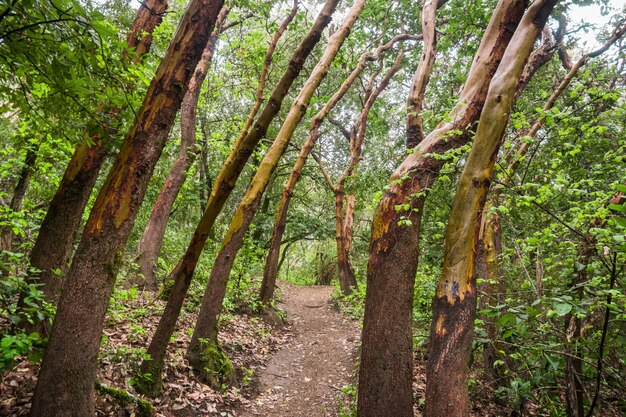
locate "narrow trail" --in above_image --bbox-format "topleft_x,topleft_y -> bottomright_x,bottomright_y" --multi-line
237,283 -> 360,417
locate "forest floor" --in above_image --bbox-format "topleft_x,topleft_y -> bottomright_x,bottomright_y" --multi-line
1,281 -> 517,417
235,283 -> 360,417
0,282 -> 359,417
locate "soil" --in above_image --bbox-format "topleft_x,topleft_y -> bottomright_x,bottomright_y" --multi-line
237,283 -> 360,417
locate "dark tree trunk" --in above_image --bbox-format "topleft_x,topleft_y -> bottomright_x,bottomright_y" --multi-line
26,0 -> 168,305
0,144 -> 38,251
335,189 -> 357,295
29,1 -> 224,415
134,7 -> 229,292
357,1 -> 528,415
136,0 -> 337,396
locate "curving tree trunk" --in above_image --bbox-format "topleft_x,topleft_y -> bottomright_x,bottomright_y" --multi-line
406,0 -> 446,148
29,1 -> 225,415
259,33 -> 418,304
425,1 -> 555,415
185,0 -> 366,384
0,143 -> 38,251
136,0 -> 335,397
26,0 -> 168,306
134,7 -> 230,292
357,0 -> 529,415
477,21 -> 626,394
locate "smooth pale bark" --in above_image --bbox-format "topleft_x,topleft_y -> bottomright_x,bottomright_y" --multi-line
0,144 -> 38,251
29,1 -> 225,415
137,0 -> 337,395
26,0 -> 168,305
186,0 -> 367,382
259,34 -> 418,304
479,22 -> 626,392
425,2 -> 556,416
135,7 -> 230,291
357,1 -> 529,415
406,0 -> 445,148
334,52 -> 404,295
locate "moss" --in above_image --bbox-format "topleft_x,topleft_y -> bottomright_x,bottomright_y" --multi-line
132,360 -> 163,398
96,381 -> 154,417
193,340 -> 237,390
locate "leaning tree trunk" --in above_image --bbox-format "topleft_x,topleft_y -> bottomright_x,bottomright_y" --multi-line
258,33 -> 417,304
185,0 -> 366,384
0,143 -> 38,251
29,1 -> 225,415
26,0 -> 168,305
334,189 -> 357,294
357,0 -> 529,415
425,2 -> 555,416
405,0 -> 444,148
134,7 -> 230,292
477,22 -> 626,398
136,0 -> 336,397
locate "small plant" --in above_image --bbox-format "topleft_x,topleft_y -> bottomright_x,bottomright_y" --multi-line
0,331 -> 44,372
337,383 -> 357,417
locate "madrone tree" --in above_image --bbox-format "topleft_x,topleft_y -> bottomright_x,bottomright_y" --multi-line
30,0 -> 225,414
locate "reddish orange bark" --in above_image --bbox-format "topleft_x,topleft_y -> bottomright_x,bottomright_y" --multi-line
27,0 -> 169,306
29,1 -> 224,414
357,0 -> 528,415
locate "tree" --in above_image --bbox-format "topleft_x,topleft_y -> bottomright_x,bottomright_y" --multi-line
135,0 -> 338,396
425,1 -> 555,415
186,0 -> 367,383
26,0 -> 168,306
357,0 -> 528,415
134,6 -> 233,291
260,33 -> 418,304
29,0 -> 225,414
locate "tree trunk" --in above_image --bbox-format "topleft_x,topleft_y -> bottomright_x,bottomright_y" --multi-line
405,0 -> 445,148
259,34 -> 416,304
186,0 -> 366,382
134,7 -> 229,292
0,144 -> 38,251
478,210 -> 511,387
425,2 -> 555,415
29,1 -> 224,415
26,0 -> 168,305
475,21 -> 626,402
335,189 -> 357,294
136,0 -> 337,396
357,1 -> 528,415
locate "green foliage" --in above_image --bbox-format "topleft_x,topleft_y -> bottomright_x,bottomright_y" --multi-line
0,331 -> 43,372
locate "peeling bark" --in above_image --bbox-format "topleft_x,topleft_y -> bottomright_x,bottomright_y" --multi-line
25,0 -> 168,306
135,7 -> 230,292
357,1 -> 529,415
425,2 -> 556,415
137,0 -> 337,394
29,1 -> 225,415
186,0 -> 366,381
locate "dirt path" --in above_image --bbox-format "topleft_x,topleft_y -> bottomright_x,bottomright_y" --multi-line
237,283 -> 360,417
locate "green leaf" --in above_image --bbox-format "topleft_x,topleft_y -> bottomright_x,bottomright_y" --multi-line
554,303 -> 572,317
